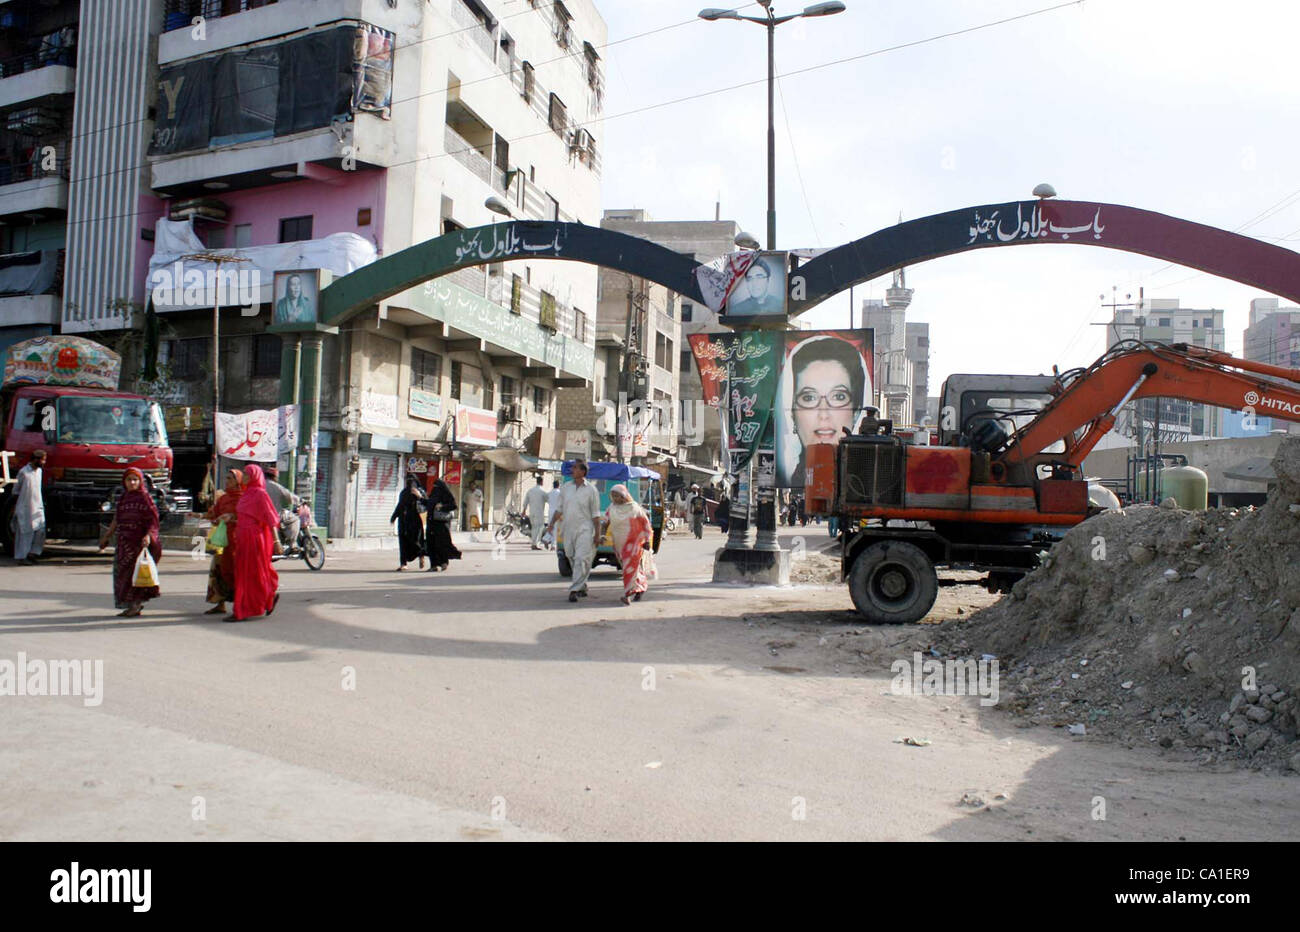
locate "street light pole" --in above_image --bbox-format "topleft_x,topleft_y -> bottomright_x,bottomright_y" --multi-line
700,2 -> 846,252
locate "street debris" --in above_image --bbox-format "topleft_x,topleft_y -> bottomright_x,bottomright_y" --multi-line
931,439 -> 1300,773
894,736 -> 932,747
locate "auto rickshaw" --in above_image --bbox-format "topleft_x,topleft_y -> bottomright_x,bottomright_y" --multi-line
555,460 -> 664,577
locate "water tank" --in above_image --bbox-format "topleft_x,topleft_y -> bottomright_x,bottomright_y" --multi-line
1160,465 -> 1209,511
1088,482 -> 1121,511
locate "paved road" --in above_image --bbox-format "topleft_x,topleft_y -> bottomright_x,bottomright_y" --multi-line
1,527 -> 1296,841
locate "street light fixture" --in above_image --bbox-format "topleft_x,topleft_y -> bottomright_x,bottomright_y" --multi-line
484,195 -> 513,217
734,231 -> 761,251
697,2 -> 846,251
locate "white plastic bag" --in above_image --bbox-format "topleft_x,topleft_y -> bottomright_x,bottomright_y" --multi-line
133,548 -> 159,588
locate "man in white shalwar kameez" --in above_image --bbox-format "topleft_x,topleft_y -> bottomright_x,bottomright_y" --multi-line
13,449 -> 47,563
545,460 -> 602,602
523,475 -> 549,549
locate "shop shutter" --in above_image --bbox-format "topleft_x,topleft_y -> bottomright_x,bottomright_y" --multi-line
312,455 -> 332,530
355,451 -> 400,536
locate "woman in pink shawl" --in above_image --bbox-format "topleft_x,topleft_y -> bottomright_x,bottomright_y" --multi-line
602,484 -> 656,605
230,463 -> 281,621
97,467 -> 162,617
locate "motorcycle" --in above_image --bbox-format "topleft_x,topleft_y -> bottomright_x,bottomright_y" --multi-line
271,500 -> 326,571
493,509 -> 532,543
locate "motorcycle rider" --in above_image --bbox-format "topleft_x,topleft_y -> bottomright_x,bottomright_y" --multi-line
263,464 -> 301,549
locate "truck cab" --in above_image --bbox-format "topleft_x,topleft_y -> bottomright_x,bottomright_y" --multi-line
1,336 -> 178,554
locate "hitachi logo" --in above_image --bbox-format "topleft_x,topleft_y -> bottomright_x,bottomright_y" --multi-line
1258,396 -> 1300,415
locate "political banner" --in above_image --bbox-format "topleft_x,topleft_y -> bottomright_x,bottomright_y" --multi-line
688,329 -> 874,486
216,408 -> 279,462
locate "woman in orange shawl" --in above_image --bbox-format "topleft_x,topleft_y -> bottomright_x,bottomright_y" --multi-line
602,483 -> 656,605
230,464 -> 281,622
203,467 -> 243,615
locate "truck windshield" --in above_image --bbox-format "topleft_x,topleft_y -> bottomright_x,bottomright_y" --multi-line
57,397 -> 168,446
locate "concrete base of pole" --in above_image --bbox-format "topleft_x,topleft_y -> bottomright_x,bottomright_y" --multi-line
711,546 -> 790,585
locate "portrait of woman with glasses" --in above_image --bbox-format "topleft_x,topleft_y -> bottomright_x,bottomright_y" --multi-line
775,332 -> 873,488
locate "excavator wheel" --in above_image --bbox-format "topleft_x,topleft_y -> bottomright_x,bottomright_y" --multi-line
848,540 -> 938,625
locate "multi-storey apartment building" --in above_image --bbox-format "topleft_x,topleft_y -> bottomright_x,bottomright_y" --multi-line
17,0 -> 607,537
1243,297 -> 1300,368
582,209 -> 742,489
1108,298 -> 1225,439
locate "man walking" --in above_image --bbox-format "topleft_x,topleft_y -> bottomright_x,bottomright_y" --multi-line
543,478 -> 561,549
524,474 -> 548,550
13,449 -> 46,564
544,460 -> 601,602
688,484 -> 708,539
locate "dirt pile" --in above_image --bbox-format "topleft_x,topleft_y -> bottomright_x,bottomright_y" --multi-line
933,438 -> 1300,772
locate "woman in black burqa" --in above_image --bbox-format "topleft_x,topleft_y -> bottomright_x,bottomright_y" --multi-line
390,475 -> 426,571
424,478 -> 463,572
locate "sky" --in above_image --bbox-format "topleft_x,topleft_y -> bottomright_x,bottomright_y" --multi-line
591,0 -> 1300,393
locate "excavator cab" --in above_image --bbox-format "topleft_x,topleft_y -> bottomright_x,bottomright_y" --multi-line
937,373 -> 1062,453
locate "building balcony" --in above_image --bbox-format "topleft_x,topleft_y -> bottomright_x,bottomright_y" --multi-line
159,0 -> 405,63
150,116 -> 398,197
0,60 -> 74,111
0,292 -> 59,326
0,248 -> 63,317
0,165 -> 67,219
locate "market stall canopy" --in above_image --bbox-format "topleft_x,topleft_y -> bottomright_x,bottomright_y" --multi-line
562,461 -> 659,481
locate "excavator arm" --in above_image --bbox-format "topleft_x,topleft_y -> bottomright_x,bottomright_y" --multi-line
998,342 -> 1300,477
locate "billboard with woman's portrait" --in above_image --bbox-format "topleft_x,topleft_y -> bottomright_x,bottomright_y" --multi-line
775,330 -> 874,489
272,269 -> 320,326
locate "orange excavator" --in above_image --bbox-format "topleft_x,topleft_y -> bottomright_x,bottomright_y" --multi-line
805,341 -> 1300,623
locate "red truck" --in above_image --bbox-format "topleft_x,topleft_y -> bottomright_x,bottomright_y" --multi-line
0,335 -> 182,555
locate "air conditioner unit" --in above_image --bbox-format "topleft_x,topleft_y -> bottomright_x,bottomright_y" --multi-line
501,402 -> 523,424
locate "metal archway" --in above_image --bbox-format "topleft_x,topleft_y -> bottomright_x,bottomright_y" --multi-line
320,220 -> 706,325
789,199 -> 1300,313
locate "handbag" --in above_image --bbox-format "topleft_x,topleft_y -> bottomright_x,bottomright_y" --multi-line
206,520 -> 228,553
133,548 -> 159,588
430,508 -> 453,524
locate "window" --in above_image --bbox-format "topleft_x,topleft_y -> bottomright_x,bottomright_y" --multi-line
252,334 -> 281,378
410,349 -> 442,392
483,378 -> 495,411
443,217 -> 464,235
234,224 -> 252,247
1204,318 -> 1214,328
521,61 -> 535,104
553,1 -> 573,47
533,385 -> 549,415
499,33 -> 515,71
573,307 -> 587,342
510,274 -> 523,315
655,332 -> 672,370
1157,317 -> 1171,327
539,291 -> 557,330
1192,320 -> 1199,328
681,302 -> 694,322
278,215 -> 313,243
547,194 -> 560,221
680,349 -> 693,376
500,375 -> 517,408
450,360 -> 463,401
207,227 -> 227,249
548,93 -> 567,136
665,293 -> 676,319
167,338 -> 210,381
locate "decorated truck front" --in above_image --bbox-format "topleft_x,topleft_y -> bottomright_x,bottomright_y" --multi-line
0,336 -> 176,553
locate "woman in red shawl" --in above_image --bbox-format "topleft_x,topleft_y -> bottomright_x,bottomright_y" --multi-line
230,463 -> 281,621
203,467 -> 243,615
601,483 -> 656,605
97,467 -> 162,617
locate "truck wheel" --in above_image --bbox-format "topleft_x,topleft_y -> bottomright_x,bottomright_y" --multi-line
557,551 -> 572,577
848,541 -> 938,624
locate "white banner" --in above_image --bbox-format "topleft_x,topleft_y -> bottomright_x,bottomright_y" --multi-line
216,408 -> 279,462
361,389 -> 400,430
694,250 -> 757,313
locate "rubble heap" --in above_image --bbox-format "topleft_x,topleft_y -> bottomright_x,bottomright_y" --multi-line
936,438 -> 1300,772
